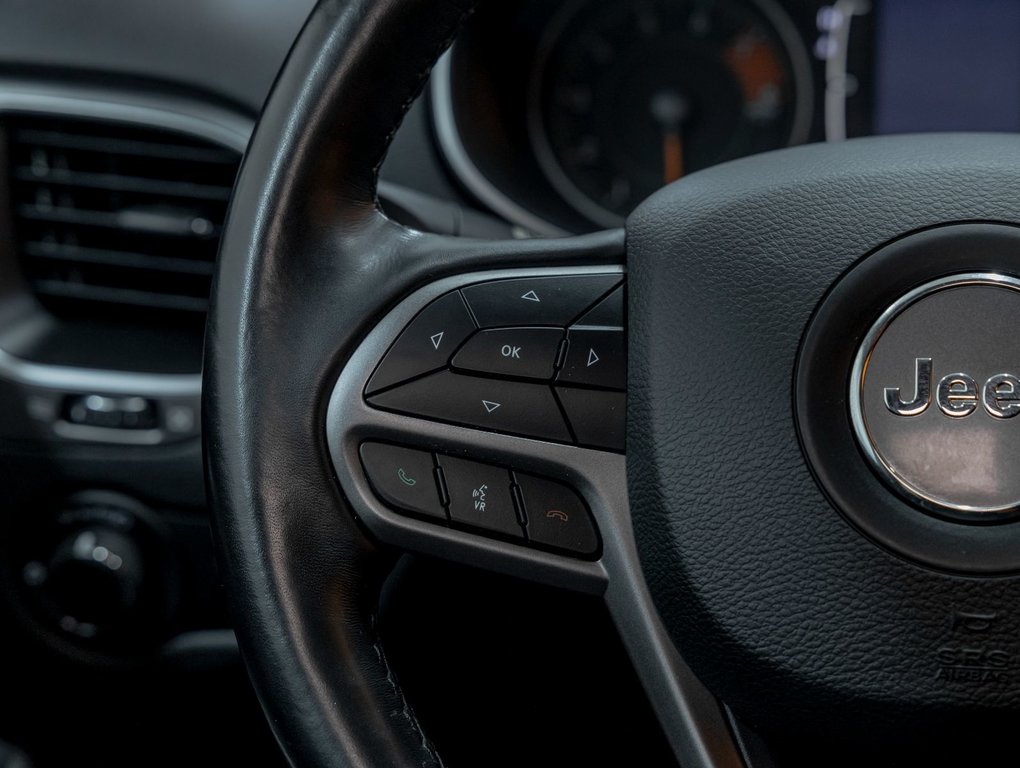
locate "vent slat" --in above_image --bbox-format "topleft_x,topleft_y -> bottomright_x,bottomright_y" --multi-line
7,116 -> 240,323
17,204 -> 221,238
23,241 -> 216,276
33,280 -> 209,313
12,127 -> 239,165
15,166 -> 233,202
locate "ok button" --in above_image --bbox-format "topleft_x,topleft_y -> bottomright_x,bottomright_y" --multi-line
452,327 -> 564,380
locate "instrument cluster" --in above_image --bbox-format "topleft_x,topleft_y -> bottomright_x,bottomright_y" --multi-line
434,1 -> 1020,233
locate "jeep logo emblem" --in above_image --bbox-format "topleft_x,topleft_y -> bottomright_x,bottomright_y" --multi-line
885,357 -> 1020,419
850,273 -> 1020,518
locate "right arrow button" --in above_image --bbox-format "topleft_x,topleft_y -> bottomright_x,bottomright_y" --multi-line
558,328 -> 625,390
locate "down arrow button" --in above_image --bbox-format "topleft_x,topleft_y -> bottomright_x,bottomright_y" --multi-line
367,371 -> 572,443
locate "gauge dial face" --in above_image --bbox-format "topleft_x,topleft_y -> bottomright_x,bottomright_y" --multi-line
530,0 -> 812,227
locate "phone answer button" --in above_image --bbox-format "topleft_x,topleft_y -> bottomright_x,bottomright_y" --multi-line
359,442 -> 446,520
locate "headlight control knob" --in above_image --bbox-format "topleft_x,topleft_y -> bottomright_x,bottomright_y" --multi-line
44,526 -> 146,630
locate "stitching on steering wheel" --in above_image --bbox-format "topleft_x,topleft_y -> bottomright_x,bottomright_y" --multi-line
371,0 -> 477,180
370,611 -> 445,766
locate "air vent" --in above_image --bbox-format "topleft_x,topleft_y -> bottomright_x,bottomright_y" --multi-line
6,116 -> 241,324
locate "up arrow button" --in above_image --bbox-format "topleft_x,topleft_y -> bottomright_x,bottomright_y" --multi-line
461,274 -> 622,327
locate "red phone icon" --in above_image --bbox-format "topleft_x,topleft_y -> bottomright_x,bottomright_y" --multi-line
546,509 -> 569,523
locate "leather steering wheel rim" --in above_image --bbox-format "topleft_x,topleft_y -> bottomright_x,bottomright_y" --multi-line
204,1 -> 677,765
205,1 -> 476,764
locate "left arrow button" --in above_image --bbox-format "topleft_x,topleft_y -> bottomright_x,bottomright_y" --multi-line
366,291 -> 477,395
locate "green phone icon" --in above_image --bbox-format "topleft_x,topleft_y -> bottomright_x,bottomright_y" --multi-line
397,468 -> 417,487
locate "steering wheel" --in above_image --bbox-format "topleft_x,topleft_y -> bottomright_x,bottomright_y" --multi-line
205,0 -> 1020,765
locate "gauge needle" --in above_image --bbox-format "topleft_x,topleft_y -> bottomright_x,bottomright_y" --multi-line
663,130 -> 684,184
651,91 -> 690,184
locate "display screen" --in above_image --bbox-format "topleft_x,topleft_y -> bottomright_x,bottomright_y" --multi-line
874,1 -> 1020,133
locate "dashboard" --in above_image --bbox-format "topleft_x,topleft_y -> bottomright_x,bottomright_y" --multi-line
437,0 -> 1020,234
1,0 -> 1020,765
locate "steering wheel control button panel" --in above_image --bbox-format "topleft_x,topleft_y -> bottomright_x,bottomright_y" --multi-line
365,291 -> 477,395
514,473 -> 599,556
368,371 -> 573,442
331,270 -> 624,587
363,272 -> 626,451
359,443 -> 446,520
558,328 -> 626,390
851,274 -> 1020,519
452,327 -> 564,379
436,455 -> 523,539
461,274 -> 621,327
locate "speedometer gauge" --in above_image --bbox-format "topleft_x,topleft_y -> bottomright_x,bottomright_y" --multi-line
529,0 -> 813,227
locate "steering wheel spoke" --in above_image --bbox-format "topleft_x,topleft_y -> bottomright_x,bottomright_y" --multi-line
324,222 -> 627,587
326,258 -> 624,592
325,236 -> 743,768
